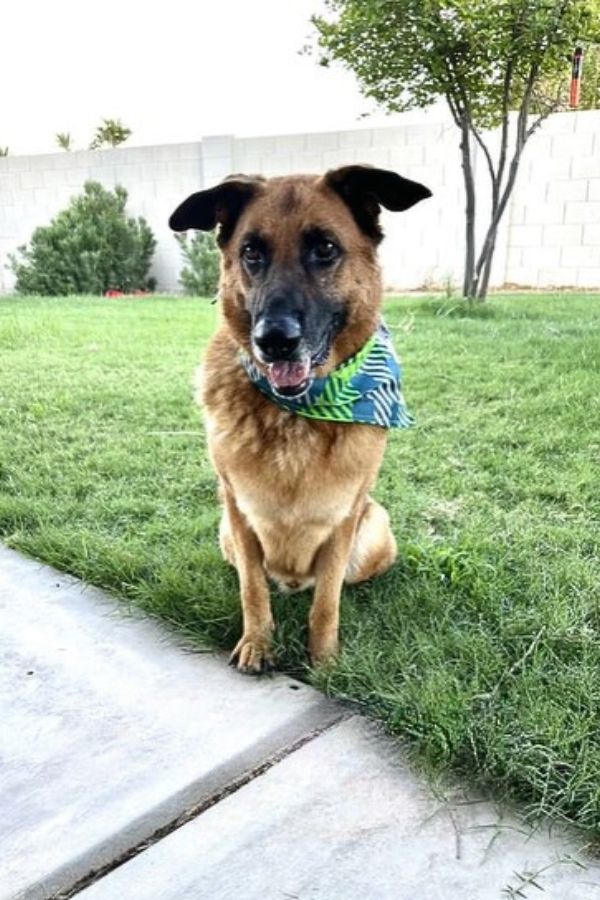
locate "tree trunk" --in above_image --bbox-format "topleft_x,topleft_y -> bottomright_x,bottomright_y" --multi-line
469,65 -> 542,301
472,143 -> 527,300
476,232 -> 497,300
459,120 -> 477,300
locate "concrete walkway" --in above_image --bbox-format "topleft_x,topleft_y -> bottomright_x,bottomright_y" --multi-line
1,545 -> 599,900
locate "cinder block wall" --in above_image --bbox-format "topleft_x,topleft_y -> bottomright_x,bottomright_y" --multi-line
0,111 -> 598,294
505,111 -> 600,289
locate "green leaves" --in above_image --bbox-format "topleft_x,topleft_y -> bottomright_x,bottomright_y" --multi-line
8,181 -> 157,296
55,132 -> 72,151
313,0 -> 600,128
89,118 -> 132,150
175,231 -> 220,298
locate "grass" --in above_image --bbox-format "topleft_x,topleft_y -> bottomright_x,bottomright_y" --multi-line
1,292 -> 600,837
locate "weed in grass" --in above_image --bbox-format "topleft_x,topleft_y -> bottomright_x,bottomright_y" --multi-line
501,855 -> 588,898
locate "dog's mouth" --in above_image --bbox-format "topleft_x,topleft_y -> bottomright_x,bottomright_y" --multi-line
263,330 -> 336,398
266,358 -> 313,399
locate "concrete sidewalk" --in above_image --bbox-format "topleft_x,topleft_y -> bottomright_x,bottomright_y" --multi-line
1,545 -> 598,900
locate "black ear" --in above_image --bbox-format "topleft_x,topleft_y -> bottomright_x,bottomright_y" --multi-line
169,174 -> 265,243
325,165 -> 432,242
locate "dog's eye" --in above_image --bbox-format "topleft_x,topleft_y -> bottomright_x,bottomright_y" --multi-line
312,240 -> 339,265
242,244 -> 263,266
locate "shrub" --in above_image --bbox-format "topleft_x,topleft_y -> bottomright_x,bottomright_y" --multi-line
175,231 -> 220,297
9,181 -> 156,295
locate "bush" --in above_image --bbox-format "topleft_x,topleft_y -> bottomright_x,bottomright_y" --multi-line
175,231 -> 220,297
9,181 -> 156,295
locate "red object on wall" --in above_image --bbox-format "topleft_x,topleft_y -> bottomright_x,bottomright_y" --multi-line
570,46 -> 584,108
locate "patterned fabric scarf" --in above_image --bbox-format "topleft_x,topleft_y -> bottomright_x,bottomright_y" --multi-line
239,322 -> 414,429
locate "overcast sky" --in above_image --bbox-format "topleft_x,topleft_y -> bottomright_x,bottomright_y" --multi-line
2,0 -> 428,156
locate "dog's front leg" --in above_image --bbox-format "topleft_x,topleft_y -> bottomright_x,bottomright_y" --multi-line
223,488 -> 274,674
309,508 -> 360,665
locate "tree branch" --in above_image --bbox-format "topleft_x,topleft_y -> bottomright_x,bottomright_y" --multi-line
468,122 -> 497,189
496,55 -> 516,207
526,77 -> 567,140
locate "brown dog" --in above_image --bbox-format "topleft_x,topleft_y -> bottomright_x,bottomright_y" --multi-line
169,166 -> 430,672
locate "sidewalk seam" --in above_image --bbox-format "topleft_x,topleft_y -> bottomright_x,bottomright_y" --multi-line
52,712 -> 347,900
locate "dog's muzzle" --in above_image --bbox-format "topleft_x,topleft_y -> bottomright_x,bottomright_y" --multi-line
252,313 -> 313,398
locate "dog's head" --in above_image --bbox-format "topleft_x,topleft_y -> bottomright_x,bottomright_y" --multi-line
170,166 -> 430,398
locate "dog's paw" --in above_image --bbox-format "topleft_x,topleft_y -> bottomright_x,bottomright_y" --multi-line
229,633 -> 274,675
309,631 -> 339,668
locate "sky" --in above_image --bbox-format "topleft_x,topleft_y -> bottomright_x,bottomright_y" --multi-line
2,0 -> 428,156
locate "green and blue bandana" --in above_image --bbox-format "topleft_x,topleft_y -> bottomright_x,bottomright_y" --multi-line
240,323 -> 414,429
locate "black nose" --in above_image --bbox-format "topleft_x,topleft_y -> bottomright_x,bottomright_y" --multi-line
253,315 -> 302,361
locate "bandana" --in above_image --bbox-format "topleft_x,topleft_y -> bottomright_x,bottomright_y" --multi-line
240,322 -> 414,429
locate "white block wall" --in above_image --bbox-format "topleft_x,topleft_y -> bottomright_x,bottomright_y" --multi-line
0,111 -> 599,294
505,111 -> 600,288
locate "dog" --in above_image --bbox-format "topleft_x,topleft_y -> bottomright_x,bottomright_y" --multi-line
169,165 -> 431,673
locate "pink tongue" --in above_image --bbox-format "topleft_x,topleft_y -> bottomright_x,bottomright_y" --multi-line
268,360 -> 311,389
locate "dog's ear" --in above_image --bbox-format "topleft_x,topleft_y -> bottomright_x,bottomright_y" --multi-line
169,174 -> 265,243
324,165 -> 432,243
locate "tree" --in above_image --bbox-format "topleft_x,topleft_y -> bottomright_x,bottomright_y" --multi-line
89,118 -> 132,150
313,1 -> 600,300
56,132 -> 73,151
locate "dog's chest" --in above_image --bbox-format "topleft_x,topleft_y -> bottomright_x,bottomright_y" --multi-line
205,403 -> 381,529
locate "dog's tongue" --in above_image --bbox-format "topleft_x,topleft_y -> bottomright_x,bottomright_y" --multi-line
268,360 -> 311,390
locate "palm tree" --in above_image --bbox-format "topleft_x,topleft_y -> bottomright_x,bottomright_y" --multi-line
56,132 -> 73,151
89,119 -> 132,150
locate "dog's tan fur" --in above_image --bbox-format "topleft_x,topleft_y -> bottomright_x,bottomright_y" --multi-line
171,169 -> 430,672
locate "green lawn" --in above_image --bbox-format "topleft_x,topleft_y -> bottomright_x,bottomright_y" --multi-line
1,292 -> 600,836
